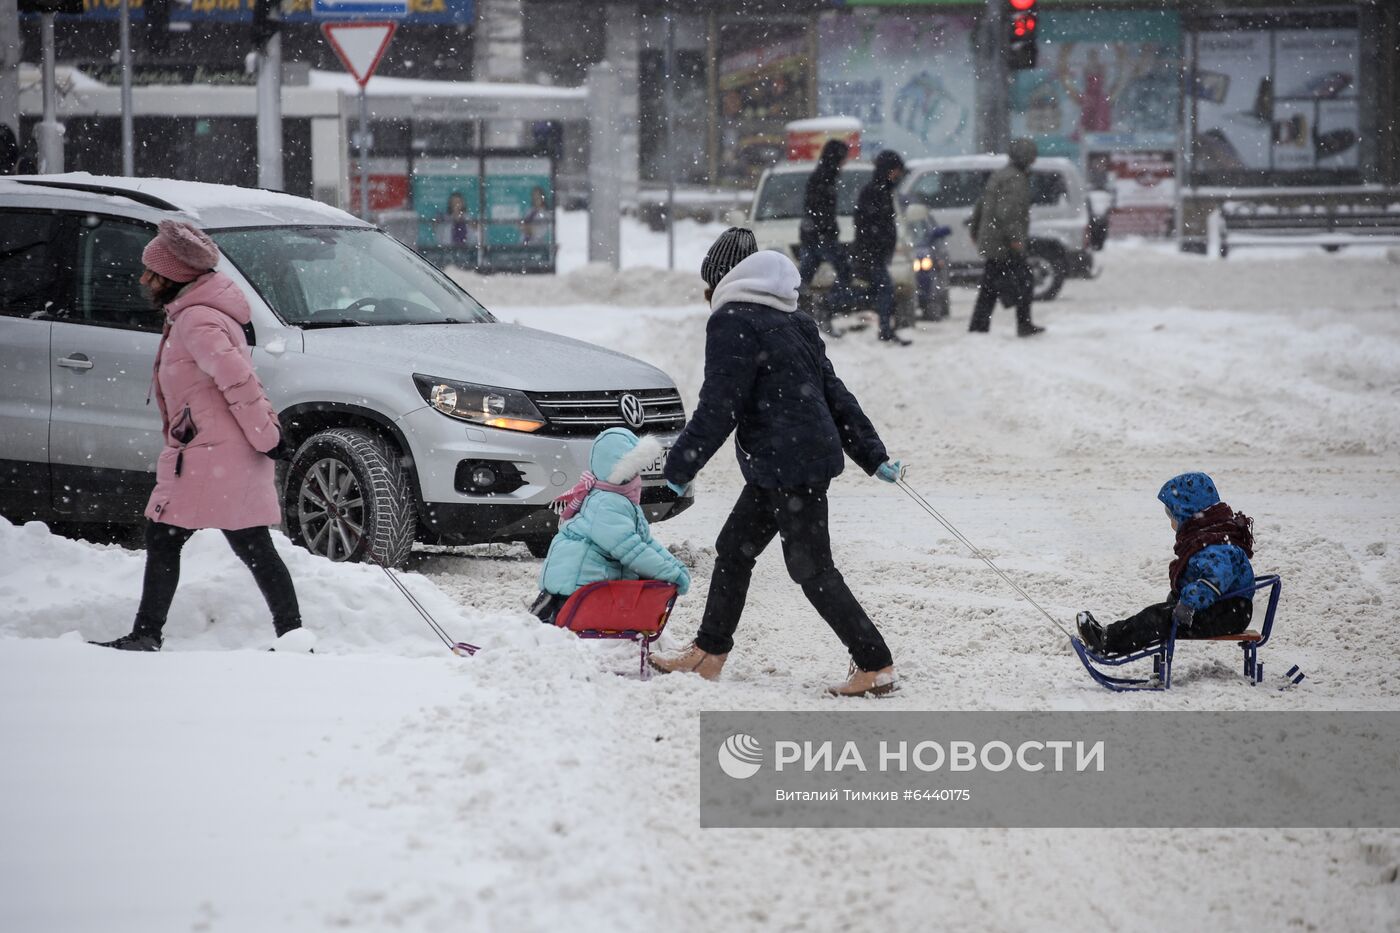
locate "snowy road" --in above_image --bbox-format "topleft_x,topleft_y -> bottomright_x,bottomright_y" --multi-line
3,243 -> 1400,931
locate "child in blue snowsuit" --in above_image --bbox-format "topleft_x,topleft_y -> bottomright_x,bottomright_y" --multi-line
1077,472 -> 1255,656
530,427 -> 691,623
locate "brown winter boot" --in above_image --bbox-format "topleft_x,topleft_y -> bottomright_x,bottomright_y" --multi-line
826,663 -> 898,698
649,642 -> 728,681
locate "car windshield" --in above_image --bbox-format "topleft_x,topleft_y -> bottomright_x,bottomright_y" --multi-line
753,168 -> 872,220
212,226 -> 495,328
905,169 -> 1067,209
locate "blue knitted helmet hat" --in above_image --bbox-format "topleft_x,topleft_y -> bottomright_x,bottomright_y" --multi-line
1158,472 -> 1221,524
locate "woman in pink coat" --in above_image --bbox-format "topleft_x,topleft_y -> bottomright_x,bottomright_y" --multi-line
90,220 -> 312,653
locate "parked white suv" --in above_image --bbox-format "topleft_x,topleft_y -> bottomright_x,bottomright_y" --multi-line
0,175 -> 690,565
743,154 -> 1096,307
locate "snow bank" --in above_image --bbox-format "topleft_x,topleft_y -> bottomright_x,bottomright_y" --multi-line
0,518 -> 601,676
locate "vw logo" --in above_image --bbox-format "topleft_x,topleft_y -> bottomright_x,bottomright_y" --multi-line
618,393 -> 646,429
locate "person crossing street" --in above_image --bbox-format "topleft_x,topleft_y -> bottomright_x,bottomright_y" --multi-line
968,138 -> 1046,338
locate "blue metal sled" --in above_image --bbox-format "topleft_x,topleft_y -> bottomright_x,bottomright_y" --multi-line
1071,574 -> 1282,692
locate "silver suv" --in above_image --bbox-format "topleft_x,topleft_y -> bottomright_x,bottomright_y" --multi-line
0,175 -> 690,565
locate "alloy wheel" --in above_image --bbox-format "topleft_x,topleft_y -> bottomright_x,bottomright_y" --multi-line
296,457 -> 367,561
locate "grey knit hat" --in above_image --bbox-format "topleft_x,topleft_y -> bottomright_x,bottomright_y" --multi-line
700,227 -> 758,288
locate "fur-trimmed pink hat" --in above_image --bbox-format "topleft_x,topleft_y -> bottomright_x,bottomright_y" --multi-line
142,219 -> 221,283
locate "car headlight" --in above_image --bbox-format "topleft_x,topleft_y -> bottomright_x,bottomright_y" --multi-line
413,374 -> 547,433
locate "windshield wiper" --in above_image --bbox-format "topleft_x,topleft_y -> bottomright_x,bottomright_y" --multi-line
299,320 -> 373,329
410,317 -> 472,325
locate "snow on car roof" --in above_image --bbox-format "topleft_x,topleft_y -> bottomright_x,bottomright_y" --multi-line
2,173 -> 367,229
904,154 -> 1080,171
785,116 -> 862,132
764,160 -> 873,174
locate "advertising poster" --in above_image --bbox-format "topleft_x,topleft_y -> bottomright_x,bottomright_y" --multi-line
411,159 -> 480,250
1192,31 -> 1271,171
1192,26 -> 1359,174
1274,29 -> 1360,170
482,157 -> 554,249
1102,150 -> 1175,237
817,13 -> 977,161
1009,11 -> 1182,163
411,158 -> 552,250
717,36 -> 812,183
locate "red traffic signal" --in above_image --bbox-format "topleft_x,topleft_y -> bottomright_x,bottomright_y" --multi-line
1006,0 -> 1039,71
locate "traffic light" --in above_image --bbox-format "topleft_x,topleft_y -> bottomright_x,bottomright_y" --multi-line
1006,0 -> 1039,71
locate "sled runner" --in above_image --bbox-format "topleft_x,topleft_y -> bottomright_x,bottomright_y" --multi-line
1071,575 -> 1282,692
552,580 -> 679,680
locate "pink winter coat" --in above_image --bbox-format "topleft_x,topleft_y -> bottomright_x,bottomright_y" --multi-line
144,272 -> 283,530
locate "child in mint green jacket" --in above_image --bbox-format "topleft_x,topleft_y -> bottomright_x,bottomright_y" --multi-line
530,428 -> 691,623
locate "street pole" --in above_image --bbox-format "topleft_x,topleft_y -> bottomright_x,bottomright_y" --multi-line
35,12 -> 62,173
1,0 -> 19,151
663,9 -> 676,271
977,0 -> 1009,154
256,31 -> 284,189
357,88 -> 369,220
119,0 -> 133,175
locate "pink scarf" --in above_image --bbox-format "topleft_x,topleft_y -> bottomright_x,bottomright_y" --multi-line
552,471 -> 642,522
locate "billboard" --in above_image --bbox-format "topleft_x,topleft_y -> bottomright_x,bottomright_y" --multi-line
1009,10 -> 1182,162
818,12 -> 978,160
1192,27 -> 1359,173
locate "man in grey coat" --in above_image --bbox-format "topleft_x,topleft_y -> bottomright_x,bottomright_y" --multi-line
967,138 -> 1045,337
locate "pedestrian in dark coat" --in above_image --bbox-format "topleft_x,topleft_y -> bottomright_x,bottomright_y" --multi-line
851,149 -> 909,344
798,139 -> 853,336
651,231 -> 905,697
968,138 -> 1045,337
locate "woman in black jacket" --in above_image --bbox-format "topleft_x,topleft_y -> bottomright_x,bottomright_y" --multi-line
651,233 -> 904,697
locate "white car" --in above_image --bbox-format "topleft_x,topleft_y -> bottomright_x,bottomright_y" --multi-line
0,175 -> 690,565
742,154 -> 1098,308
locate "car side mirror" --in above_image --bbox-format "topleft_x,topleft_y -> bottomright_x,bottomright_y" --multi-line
904,204 -> 930,223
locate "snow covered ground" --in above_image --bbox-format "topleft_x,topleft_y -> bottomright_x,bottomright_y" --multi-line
4,238 -> 1400,931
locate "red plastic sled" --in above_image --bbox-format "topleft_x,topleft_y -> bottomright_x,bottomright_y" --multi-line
553,580 -> 679,680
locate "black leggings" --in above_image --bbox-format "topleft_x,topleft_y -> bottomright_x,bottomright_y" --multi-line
1102,596 -> 1253,655
695,482 -> 893,671
133,521 -> 302,638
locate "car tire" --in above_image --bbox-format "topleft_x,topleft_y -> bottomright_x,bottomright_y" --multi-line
1027,246 -> 1067,302
284,427 -> 417,567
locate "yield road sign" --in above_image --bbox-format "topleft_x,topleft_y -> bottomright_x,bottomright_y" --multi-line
321,21 -> 397,87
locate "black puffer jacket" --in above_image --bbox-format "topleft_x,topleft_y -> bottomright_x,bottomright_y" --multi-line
851,149 -> 906,272
801,139 -> 848,247
664,251 -> 887,490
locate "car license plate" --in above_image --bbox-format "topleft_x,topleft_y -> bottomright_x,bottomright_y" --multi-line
644,447 -> 670,477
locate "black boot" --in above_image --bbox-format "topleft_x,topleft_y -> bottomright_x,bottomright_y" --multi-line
1076,611 -> 1106,653
1018,324 -> 1046,337
90,632 -> 162,652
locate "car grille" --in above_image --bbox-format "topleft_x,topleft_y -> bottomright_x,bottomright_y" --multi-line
527,388 -> 686,437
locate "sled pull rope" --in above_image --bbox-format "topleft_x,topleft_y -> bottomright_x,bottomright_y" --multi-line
375,564 -> 479,656
895,477 -> 1075,641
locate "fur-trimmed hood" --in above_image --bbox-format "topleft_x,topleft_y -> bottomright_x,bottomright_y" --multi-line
588,427 -> 662,484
